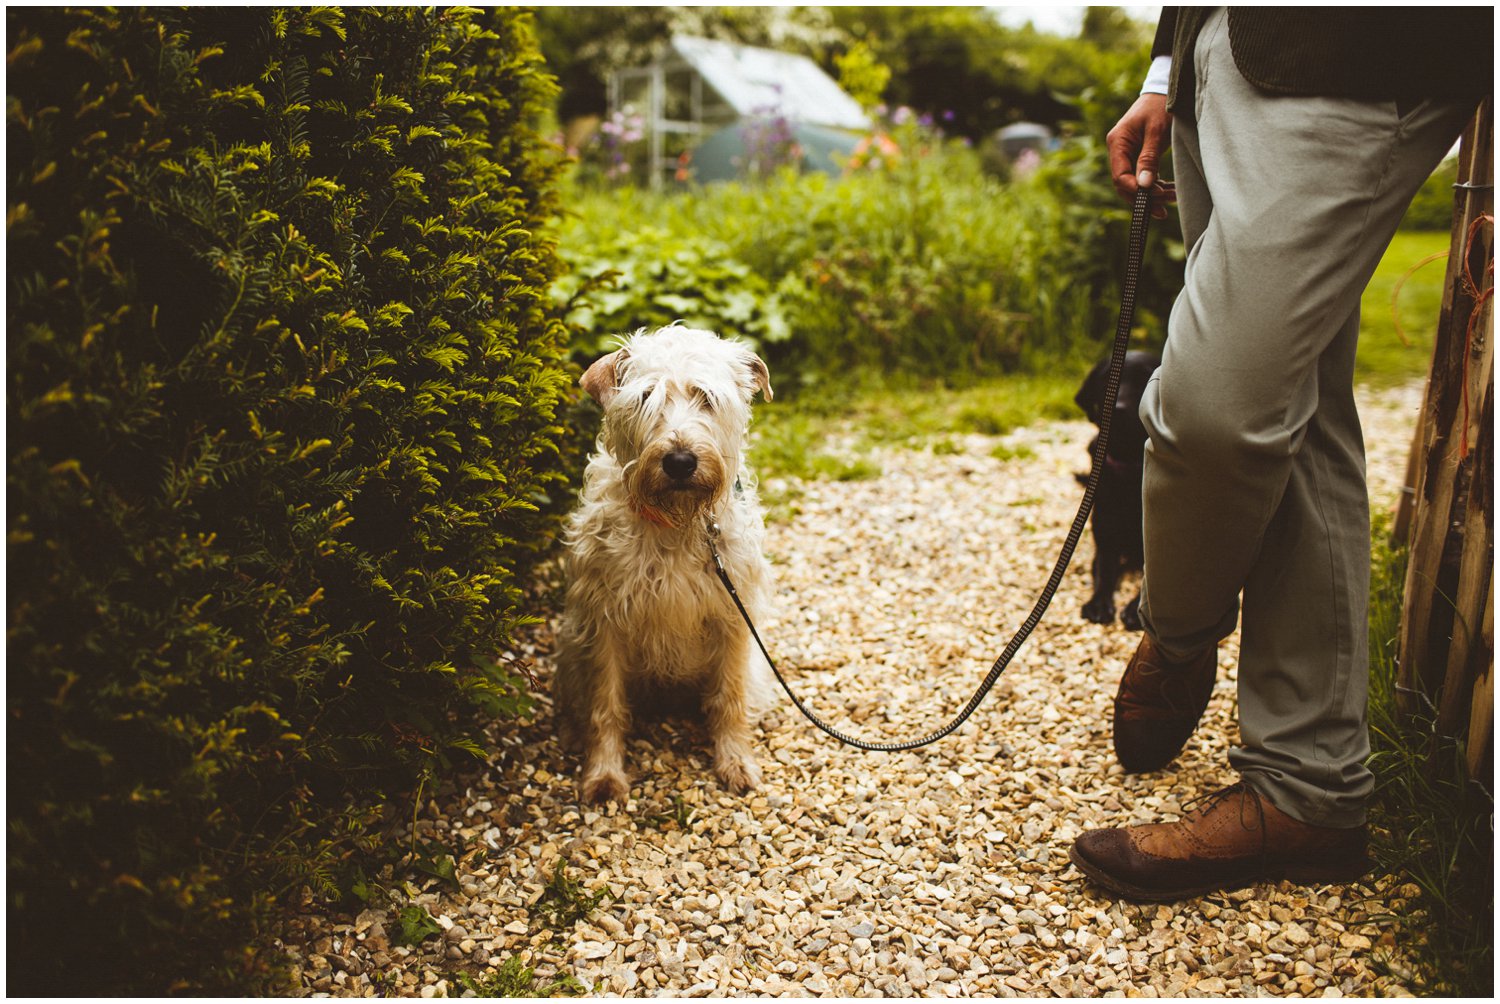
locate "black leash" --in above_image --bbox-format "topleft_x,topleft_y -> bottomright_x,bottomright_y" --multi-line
709,187 -> 1154,752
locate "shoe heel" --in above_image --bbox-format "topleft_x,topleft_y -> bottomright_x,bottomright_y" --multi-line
1283,854 -> 1372,886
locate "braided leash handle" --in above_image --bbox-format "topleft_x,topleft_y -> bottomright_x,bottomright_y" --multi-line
711,186 -> 1155,751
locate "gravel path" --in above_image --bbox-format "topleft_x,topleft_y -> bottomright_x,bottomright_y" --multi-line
283,382 -> 1428,998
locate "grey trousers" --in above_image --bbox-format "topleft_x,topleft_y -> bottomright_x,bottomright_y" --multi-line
1137,9 -> 1475,827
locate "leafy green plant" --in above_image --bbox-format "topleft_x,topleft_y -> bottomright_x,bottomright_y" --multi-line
834,40 -> 892,111
408,840 -> 461,890
1024,73 -> 1184,351
534,862 -> 613,932
553,220 -> 791,359
557,99 -> 1164,393
445,862 -> 608,996
394,905 -> 445,948
457,955 -> 586,998
1401,156 -> 1461,231
644,794 -> 700,830
8,8 -> 573,993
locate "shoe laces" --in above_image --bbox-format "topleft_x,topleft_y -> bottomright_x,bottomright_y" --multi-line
1181,781 -> 1270,854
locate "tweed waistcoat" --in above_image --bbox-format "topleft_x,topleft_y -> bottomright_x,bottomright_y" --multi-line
1153,7 -> 1493,119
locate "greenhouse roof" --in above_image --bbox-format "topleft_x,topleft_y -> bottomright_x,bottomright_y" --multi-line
669,35 -> 870,131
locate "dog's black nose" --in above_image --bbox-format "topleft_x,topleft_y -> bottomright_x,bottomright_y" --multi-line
662,450 -> 698,480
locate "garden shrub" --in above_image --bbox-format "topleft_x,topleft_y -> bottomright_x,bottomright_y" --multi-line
1025,77 -> 1185,345
559,155 -> 1058,387
552,208 -> 792,358
8,7 -> 572,993
712,143 -> 1063,380
557,84 -> 1180,391
1402,155 -> 1460,231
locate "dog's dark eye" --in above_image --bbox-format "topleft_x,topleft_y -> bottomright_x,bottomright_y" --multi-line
693,387 -> 715,412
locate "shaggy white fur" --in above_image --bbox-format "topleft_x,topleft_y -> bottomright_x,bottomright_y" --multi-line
554,325 -> 777,804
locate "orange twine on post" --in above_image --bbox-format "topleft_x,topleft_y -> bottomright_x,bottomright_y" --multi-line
1389,250 -> 1449,348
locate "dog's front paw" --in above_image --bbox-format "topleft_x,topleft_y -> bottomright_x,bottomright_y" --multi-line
1082,595 -> 1116,625
1120,594 -> 1143,631
714,753 -> 761,794
580,767 -> 630,805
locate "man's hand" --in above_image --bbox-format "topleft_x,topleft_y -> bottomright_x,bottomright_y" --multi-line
1106,93 -> 1175,220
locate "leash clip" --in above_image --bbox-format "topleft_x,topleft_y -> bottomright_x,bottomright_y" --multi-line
705,519 -> 728,577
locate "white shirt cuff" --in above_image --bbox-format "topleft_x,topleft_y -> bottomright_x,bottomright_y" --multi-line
1141,55 -> 1172,96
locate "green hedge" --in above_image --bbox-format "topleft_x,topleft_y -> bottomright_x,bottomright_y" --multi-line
8,8 -> 572,992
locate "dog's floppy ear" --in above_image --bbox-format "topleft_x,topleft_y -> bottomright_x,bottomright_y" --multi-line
1075,361 -> 1105,424
745,352 -> 773,401
581,348 -> 628,406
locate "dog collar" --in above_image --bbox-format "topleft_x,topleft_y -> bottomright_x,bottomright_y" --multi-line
633,503 -> 677,529
635,479 -> 743,530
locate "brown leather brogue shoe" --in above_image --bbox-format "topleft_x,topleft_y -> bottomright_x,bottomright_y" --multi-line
1112,635 -> 1218,773
1069,781 -> 1372,902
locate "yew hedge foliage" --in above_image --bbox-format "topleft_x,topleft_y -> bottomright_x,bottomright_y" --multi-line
8,8 -> 573,992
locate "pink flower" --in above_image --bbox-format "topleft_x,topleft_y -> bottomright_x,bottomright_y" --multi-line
1013,147 -> 1042,179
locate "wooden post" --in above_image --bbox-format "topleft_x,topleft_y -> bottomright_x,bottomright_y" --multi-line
1466,577 -> 1494,778
1395,98 -> 1493,780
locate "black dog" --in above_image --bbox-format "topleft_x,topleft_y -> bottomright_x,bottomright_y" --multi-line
1075,351 -> 1160,630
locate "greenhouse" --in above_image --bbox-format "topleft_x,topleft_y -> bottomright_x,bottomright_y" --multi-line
608,34 -> 871,185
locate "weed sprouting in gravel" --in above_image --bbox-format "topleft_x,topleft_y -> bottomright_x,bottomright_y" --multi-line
455,956 -> 585,998
535,862 -> 613,932
393,905 -> 444,949
645,795 -> 699,831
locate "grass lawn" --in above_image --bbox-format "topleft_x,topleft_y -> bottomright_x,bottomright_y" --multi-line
751,227 -> 1452,484
1357,229 -> 1452,386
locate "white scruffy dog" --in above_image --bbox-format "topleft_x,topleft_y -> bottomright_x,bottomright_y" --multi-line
554,325 -> 777,804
